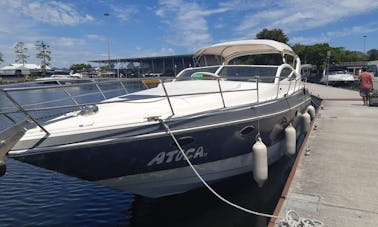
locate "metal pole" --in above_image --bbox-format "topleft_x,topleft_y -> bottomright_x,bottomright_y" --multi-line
363,35 -> 367,53
217,79 -> 226,108
104,13 -> 111,74
160,80 -> 175,115
256,76 -> 260,103
1,90 -> 50,135
326,51 -> 331,86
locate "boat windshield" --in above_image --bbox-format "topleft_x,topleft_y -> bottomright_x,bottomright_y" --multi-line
176,65 -> 277,83
218,66 -> 277,82
176,66 -> 219,78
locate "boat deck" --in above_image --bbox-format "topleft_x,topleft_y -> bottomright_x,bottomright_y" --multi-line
271,83 -> 378,226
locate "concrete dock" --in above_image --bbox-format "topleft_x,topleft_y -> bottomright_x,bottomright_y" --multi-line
271,83 -> 378,226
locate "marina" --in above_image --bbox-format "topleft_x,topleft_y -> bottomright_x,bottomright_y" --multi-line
271,83 -> 378,226
1,1 -> 378,226
0,41 -> 377,226
1,39 -> 313,198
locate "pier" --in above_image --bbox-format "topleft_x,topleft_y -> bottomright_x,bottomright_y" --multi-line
271,83 -> 378,226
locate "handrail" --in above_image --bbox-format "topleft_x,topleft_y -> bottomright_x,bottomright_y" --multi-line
0,74 -> 304,134
1,90 -> 50,135
0,78 -> 136,134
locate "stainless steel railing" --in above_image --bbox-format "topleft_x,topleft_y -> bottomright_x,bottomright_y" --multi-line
0,74 -> 302,135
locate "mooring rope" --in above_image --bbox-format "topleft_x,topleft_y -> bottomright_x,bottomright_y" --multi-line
157,118 -> 323,227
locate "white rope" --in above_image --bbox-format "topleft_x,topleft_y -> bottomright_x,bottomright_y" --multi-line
158,118 -> 324,227
158,119 -> 278,219
277,210 -> 324,227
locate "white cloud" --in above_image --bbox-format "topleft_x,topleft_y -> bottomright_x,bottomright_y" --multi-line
156,0 -> 233,50
54,37 -> 86,47
87,34 -> 105,41
235,0 -> 378,38
131,47 -> 176,57
0,0 -> 93,26
110,4 -> 139,22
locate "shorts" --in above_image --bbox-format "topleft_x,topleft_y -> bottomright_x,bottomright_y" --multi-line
360,89 -> 370,97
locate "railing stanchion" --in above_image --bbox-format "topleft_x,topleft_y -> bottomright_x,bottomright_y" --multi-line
160,79 -> 175,116
276,76 -> 281,99
119,80 -> 128,94
95,82 -> 107,100
217,79 -> 226,108
1,90 -> 50,135
57,81 -> 81,108
256,76 -> 260,103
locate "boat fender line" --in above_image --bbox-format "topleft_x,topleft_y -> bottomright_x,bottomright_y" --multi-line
156,118 -> 324,226
155,118 -> 279,219
301,111 -> 311,133
285,123 -> 296,156
252,137 -> 268,187
306,105 -> 316,120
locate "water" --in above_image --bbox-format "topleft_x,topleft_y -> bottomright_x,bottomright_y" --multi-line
0,81 -> 301,226
0,158 -> 134,226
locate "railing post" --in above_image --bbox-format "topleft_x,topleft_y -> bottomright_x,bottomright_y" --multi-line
286,73 -> 294,96
217,79 -> 226,108
1,90 -> 50,135
160,79 -> 175,116
119,80 -> 128,94
256,76 -> 260,103
276,77 -> 281,99
94,83 -> 107,100
57,81 -> 81,108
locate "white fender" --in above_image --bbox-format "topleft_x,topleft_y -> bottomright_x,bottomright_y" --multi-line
292,112 -> 302,129
306,105 -> 316,120
285,123 -> 296,156
302,111 -> 311,133
252,137 -> 268,187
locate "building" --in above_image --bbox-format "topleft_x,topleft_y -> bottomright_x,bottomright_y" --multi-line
0,63 -> 52,83
90,54 -> 194,77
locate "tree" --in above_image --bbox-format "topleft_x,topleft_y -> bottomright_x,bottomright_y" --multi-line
14,42 -> 29,66
292,43 -> 332,70
367,49 -> 378,61
256,28 -> 289,44
36,40 -> 51,74
70,63 -> 92,73
0,52 -> 3,64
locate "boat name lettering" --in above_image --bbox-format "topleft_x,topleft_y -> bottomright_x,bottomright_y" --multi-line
147,146 -> 207,166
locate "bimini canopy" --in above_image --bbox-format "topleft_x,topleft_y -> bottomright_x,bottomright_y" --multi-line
194,39 -> 296,64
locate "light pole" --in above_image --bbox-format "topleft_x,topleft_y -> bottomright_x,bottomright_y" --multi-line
104,13 -> 111,73
363,35 -> 367,53
326,51 -> 331,86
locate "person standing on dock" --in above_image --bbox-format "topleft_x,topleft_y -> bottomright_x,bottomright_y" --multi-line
358,67 -> 373,106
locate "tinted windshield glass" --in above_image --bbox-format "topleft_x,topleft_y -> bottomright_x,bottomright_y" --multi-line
177,66 -> 219,78
218,66 -> 277,82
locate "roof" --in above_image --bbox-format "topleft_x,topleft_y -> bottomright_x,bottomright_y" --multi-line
0,63 -> 50,70
194,39 -> 296,63
90,54 -> 193,64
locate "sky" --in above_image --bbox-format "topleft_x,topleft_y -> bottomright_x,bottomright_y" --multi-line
1,0 -> 378,68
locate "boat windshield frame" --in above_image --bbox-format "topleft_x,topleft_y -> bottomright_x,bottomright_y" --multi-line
176,65 -> 280,83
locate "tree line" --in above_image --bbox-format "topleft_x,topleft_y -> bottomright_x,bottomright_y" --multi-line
256,28 -> 378,71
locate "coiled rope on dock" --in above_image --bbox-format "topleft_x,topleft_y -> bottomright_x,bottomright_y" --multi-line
156,118 -> 323,227
277,210 -> 323,227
